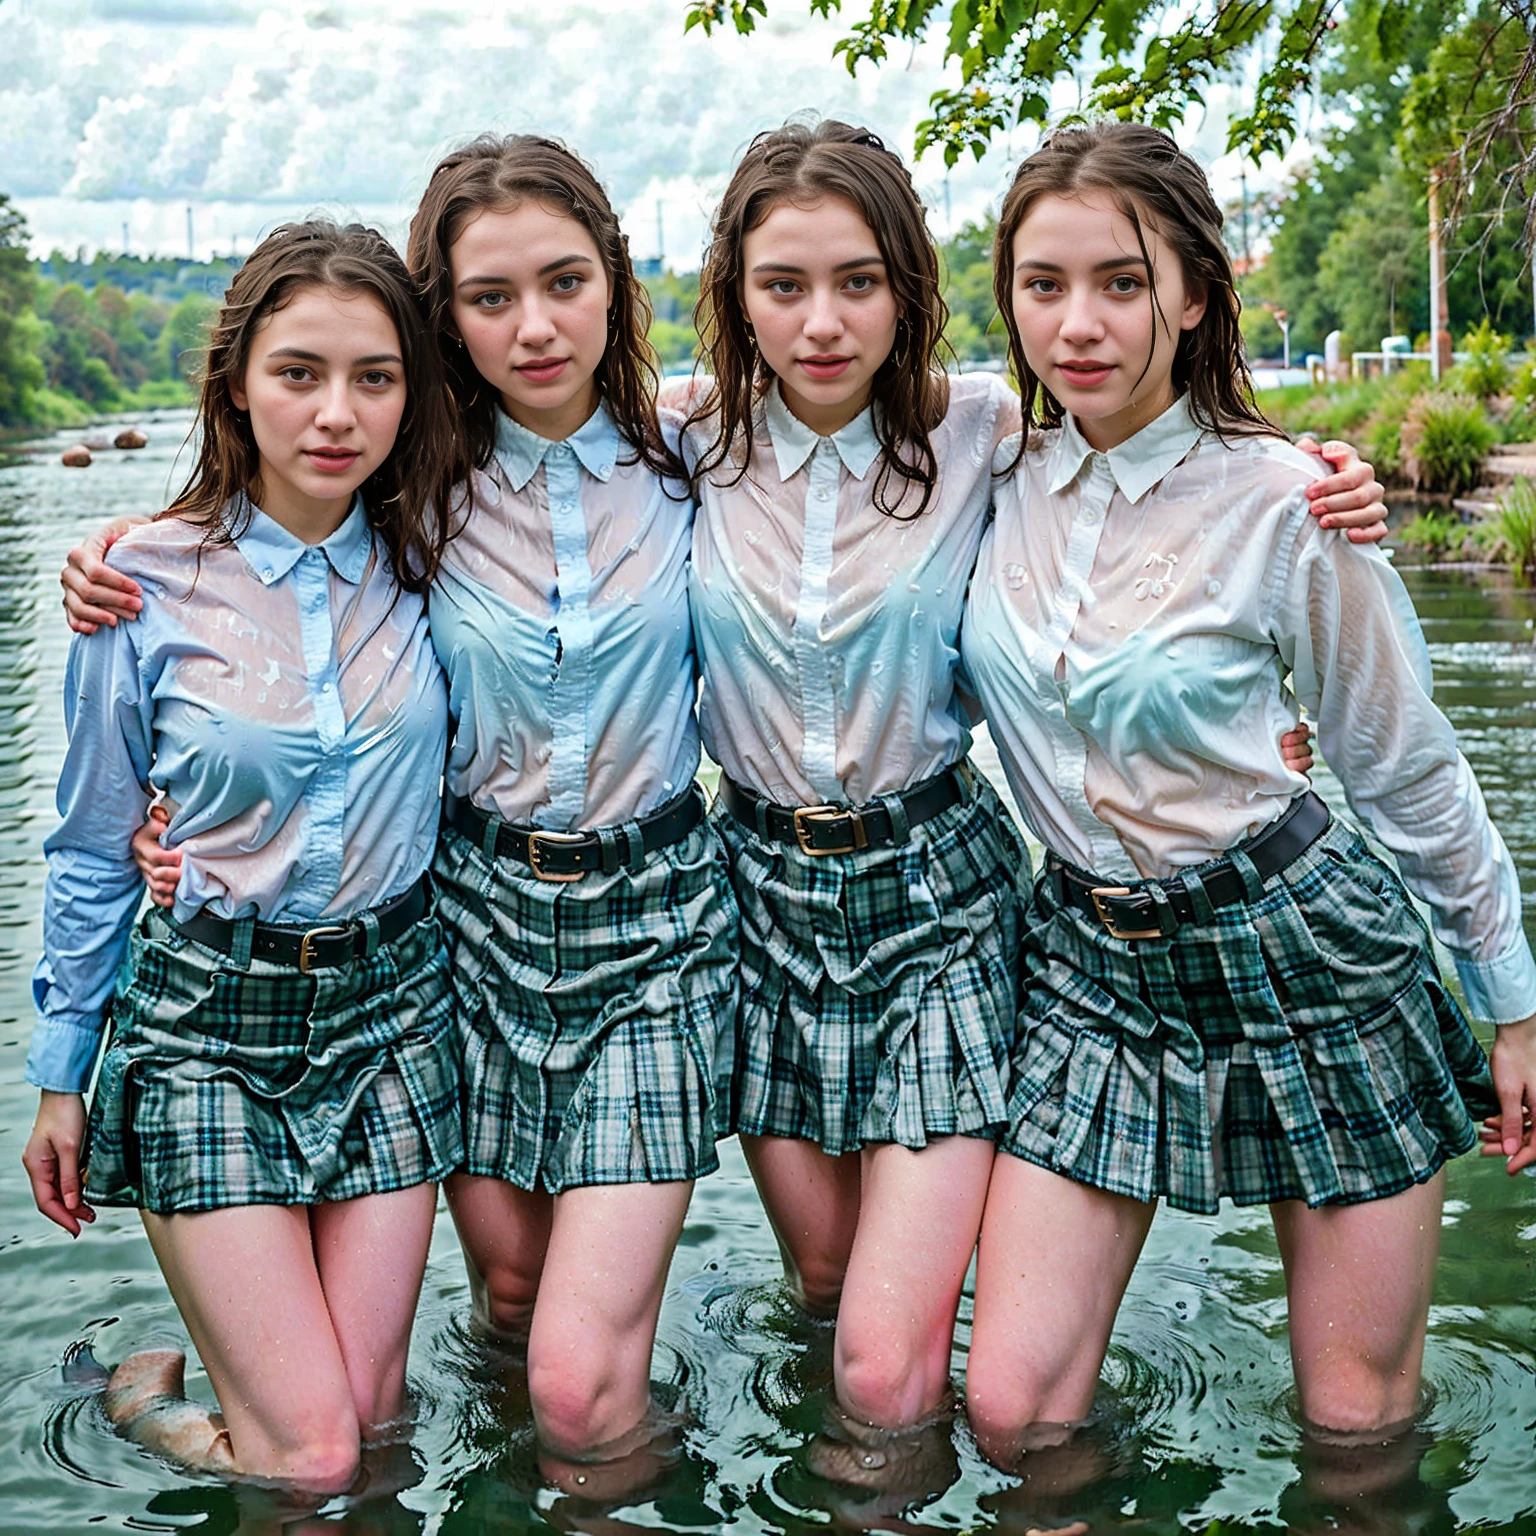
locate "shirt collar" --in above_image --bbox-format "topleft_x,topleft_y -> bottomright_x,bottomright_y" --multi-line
493,402 -> 621,492
763,382 -> 881,482
1045,393 -> 1206,504
234,494 -> 373,586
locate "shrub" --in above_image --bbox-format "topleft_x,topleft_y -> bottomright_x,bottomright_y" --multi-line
1454,318 -> 1511,399
1398,508 -> 1466,557
1399,391 -> 1497,493
1489,476 -> 1536,577
1512,359 -> 1536,410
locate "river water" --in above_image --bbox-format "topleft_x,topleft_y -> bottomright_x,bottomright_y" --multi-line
0,419 -> 1532,1535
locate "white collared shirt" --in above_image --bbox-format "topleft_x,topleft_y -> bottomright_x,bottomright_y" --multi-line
684,372 -> 1019,805
964,394 -> 1536,1024
430,405 -> 700,829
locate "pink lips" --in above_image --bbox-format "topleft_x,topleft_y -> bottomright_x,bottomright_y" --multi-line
304,448 -> 361,474
1057,360 -> 1114,388
517,357 -> 569,385
798,355 -> 853,381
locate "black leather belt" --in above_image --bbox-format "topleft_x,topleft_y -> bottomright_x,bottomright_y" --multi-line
720,764 -> 966,855
172,873 -> 432,973
1049,791 -> 1332,940
447,785 -> 704,881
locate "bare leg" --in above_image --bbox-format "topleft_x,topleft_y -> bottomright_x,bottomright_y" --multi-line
833,1136 -> 996,1428
310,1182 -> 438,1434
525,1179 -> 693,1456
136,1204 -> 365,1492
740,1134 -> 861,1317
445,1172 -> 554,1343
966,1154 -> 1157,1468
1271,1171 -> 1444,1435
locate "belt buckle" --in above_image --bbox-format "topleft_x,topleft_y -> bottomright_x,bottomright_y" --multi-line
298,924 -> 353,974
527,829 -> 588,883
793,804 -> 866,856
1089,887 -> 1164,942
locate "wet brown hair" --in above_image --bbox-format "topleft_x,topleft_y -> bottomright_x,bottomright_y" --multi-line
163,220 -> 460,591
992,121 -> 1279,448
689,119 -> 950,520
406,133 -> 682,487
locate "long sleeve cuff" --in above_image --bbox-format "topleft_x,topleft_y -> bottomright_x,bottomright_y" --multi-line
25,1012 -> 106,1093
1453,931 -> 1536,1027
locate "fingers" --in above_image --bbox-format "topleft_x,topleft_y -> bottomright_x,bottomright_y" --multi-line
60,546 -> 143,628
22,1142 -> 86,1236
1343,518 -> 1389,544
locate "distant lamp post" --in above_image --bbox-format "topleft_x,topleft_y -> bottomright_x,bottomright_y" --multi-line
1260,303 -> 1291,369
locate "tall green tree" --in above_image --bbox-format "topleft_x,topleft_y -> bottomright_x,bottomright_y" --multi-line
0,195 -> 45,427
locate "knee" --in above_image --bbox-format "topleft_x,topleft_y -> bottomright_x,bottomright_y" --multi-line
964,1365 -> 1050,1468
528,1356 -> 622,1454
281,1433 -> 362,1496
787,1255 -> 846,1319
473,1262 -> 540,1341
1297,1359 -> 1418,1437
836,1333 -> 940,1430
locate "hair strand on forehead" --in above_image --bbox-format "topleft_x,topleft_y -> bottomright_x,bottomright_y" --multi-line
689,118 -> 951,520
992,121 -> 1282,456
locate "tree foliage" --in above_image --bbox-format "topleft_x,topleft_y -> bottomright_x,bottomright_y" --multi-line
684,0 -> 1536,216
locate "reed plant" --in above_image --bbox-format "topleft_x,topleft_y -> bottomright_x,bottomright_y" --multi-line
1489,476 -> 1536,578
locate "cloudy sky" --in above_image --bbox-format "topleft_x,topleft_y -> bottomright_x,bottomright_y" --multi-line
1,0 -> 1303,266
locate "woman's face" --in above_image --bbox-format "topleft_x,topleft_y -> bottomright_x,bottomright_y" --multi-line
740,193 -> 900,438
230,283 -> 406,528
450,199 -> 612,442
1008,188 -> 1206,451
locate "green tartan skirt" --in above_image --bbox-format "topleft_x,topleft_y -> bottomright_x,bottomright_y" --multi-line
84,906 -> 462,1214
434,800 -> 738,1193
717,764 -> 1031,1155
1003,817 -> 1497,1212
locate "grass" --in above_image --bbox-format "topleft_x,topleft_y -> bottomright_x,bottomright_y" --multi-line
1489,477 -> 1536,577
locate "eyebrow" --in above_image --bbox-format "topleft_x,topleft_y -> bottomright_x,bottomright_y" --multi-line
455,254 -> 598,289
751,255 -> 886,275
1015,256 -> 1149,274
267,347 -> 403,365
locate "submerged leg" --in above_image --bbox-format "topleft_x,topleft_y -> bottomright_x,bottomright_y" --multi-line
138,1203 -> 365,1492
740,1134 -> 861,1318
444,1171 -> 554,1344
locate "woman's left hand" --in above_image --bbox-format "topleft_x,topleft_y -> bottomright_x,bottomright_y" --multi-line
1481,1013 -> 1536,1174
1280,719 -> 1314,775
1294,436 -> 1387,543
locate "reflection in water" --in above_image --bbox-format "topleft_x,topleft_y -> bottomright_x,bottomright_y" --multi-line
1,444 -> 1534,1532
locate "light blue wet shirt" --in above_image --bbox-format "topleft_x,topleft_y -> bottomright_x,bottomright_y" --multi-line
684,373 -> 1020,807
28,498 -> 448,1092
429,404 -> 700,830
965,395 -> 1536,1025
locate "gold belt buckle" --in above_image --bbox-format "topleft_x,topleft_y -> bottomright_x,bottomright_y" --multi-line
793,804 -> 867,856
298,924 -> 353,974
527,828 -> 588,882
1089,887 -> 1164,942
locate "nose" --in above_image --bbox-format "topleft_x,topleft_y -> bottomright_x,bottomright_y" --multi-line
1059,287 -> 1104,345
313,377 -> 358,433
803,285 -> 844,346
516,296 -> 559,350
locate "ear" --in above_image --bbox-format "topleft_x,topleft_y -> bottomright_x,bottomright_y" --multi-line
229,374 -> 250,413
1179,279 -> 1208,333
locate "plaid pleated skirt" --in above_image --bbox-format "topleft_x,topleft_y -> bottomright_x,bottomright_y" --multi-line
434,799 -> 739,1193
84,906 -> 462,1215
1003,817 -> 1497,1212
717,765 -> 1030,1155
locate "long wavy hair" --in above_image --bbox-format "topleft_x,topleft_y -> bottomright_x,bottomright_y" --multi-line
162,220 -> 459,591
992,121 -> 1279,449
406,133 -> 682,486
688,119 -> 950,520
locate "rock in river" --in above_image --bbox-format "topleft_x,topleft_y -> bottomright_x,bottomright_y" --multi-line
61,445 -> 93,467
114,427 -> 148,449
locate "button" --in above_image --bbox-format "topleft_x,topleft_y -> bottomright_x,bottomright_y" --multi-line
262,567 -> 274,581
320,682 -> 333,694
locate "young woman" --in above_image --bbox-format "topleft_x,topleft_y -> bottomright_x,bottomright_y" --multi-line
23,221 -> 463,1492
666,118 -> 1389,1446
61,136 -> 737,1469
959,122 -> 1536,1466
